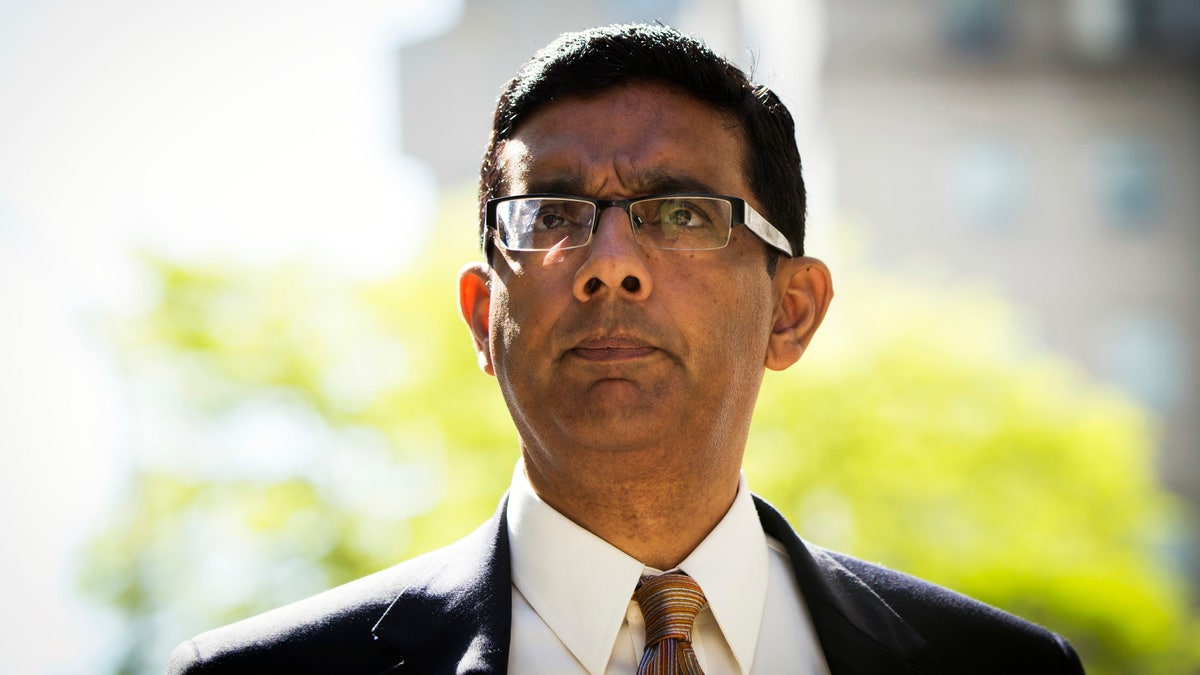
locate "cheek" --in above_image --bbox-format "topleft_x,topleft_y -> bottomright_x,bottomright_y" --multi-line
682,247 -> 773,318
487,273 -> 555,366
488,285 -> 522,359
716,271 -> 775,357
668,262 -> 772,355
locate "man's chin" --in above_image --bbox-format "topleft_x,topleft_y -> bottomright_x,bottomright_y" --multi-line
551,404 -> 675,453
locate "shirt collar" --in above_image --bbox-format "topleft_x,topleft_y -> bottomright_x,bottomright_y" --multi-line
505,459 -> 768,674
506,461 -> 645,673
676,472 -> 768,674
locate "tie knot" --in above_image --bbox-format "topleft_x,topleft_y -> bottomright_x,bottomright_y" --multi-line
634,572 -> 706,646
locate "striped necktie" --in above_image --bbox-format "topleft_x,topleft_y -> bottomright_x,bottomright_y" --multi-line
634,572 -> 707,675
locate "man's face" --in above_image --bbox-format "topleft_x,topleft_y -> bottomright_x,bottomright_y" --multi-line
464,83 -> 794,482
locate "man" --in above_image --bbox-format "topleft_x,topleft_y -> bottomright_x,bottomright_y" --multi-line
169,24 -> 1085,674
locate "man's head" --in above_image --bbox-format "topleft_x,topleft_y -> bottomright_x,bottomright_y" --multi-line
478,23 -> 807,263
458,25 -> 832,522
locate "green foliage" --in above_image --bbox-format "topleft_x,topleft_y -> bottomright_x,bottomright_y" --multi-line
747,272 -> 1200,674
83,187 -> 1198,674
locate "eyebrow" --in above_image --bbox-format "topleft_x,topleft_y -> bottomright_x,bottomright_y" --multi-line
632,170 -> 716,195
524,169 -> 718,197
525,175 -> 587,195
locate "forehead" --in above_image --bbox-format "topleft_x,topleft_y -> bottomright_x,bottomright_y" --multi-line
497,83 -> 749,197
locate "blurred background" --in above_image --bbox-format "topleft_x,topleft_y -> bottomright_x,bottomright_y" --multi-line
1,0 -> 1198,673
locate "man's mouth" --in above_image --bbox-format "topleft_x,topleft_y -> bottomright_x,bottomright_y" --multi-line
569,336 -> 657,361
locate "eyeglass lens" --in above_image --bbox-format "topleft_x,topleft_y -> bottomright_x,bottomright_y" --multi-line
496,197 -> 734,251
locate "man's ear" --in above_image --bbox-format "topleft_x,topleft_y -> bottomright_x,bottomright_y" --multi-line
458,262 -> 495,376
765,256 -> 833,371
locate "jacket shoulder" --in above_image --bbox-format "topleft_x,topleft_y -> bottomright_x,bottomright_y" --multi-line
818,547 -> 1085,674
753,495 -> 1082,673
166,545 -> 454,674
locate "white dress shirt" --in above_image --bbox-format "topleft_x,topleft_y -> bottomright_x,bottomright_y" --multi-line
505,460 -> 830,674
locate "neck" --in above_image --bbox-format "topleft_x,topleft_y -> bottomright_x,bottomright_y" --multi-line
521,446 -> 742,570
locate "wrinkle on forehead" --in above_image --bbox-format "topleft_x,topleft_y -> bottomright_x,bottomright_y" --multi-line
494,85 -> 749,200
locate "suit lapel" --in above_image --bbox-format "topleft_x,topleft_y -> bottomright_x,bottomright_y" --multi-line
368,494 -> 925,674
754,496 -> 927,674
371,499 -> 512,674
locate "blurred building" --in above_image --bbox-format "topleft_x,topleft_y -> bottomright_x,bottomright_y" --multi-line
399,0 -> 690,187
822,0 -> 1200,504
399,0 -> 1200,503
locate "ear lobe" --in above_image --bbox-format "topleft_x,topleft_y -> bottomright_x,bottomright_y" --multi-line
457,262 -> 495,376
765,257 -> 833,372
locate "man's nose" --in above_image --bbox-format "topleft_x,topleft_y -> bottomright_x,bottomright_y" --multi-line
572,206 -> 653,302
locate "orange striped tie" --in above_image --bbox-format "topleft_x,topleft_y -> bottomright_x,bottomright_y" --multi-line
634,572 -> 707,675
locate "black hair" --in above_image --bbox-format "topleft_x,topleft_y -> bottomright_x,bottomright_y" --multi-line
478,23 -> 806,263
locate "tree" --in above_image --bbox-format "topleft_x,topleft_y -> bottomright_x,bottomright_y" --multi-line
82,187 -> 1198,674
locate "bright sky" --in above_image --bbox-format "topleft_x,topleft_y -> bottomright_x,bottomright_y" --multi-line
0,0 -> 456,671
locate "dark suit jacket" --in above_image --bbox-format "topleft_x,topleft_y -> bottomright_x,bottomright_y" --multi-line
168,496 -> 1085,674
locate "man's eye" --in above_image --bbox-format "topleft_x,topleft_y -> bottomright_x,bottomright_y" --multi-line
657,201 -> 713,228
665,207 -> 698,227
537,213 -> 566,230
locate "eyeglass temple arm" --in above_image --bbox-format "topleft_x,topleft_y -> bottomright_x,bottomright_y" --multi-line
743,206 -> 794,257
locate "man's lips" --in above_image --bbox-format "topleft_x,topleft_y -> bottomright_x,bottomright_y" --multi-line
568,337 -> 658,361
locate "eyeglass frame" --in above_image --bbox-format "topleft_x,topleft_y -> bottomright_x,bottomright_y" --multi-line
483,192 -> 795,258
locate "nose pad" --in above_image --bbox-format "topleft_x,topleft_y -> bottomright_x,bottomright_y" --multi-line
593,205 -> 636,242
583,206 -> 641,257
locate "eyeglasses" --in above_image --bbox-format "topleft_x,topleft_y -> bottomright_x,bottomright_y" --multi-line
485,193 -> 794,257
